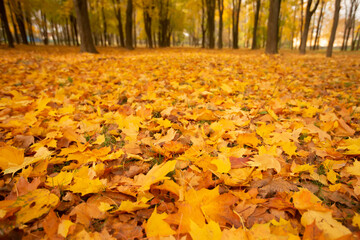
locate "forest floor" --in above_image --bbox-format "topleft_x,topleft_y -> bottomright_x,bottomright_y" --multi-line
0,46 -> 360,239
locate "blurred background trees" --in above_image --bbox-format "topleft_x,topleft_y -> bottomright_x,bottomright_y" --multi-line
0,0 -> 359,54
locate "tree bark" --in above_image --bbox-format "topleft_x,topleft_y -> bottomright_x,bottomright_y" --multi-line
201,0 -> 206,48
7,1 -> 19,44
218,0 -> 224,49
299,0 -> 320,54
232,0 -> 241,49
265,0 -> 281,54
73,0 -> 98,53
143,1 -> 153,48
206,0 -> 215,48
25,9 -> 35,44
112,0 -> 125,47
125,0 -> 133,49
101,3 -> 107,46
133,5 -> 136,48
251,0 -> 260,49
313,0 -> 325,50
14,0 -> 28,44
326,0 -> 341,57
0,0 -> 14,47
41,12 -> 48,45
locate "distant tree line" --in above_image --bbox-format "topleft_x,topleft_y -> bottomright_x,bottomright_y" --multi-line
0,0 -> 359,56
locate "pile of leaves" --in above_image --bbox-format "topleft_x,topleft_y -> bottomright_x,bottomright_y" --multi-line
0,46 -> 360,239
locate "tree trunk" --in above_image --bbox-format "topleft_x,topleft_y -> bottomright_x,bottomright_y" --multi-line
299,0 -> 320,54
125,0 -> 133,49
7,1 -> 19,44
133,6 -> 136,48
25,9 -> 35,44
206,0 -> 215,48
313,0 -> 325,50
73,0 -> 98,53
158,0 -> 171,47
218,0 -> 224,49
300,0 -> 304,48
0,0 -> 14,47
265,0 -> 281,54
326,0 -> 341,57
201,0 -> 206,48
291,4 -> 297,49
251,0 -> 260,50
112,0 -> 125,47
101,3 -> 107,46
14,0 -> 28,44
41,12 -> 48,45
232,0 -> 241,49
143,3 -> 153,48
70,14 -> 79,46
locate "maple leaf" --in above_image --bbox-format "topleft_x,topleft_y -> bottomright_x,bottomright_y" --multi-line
301,210 -> 351,240
249,154 -> 281,173
11,189 -> 59,225
136,160 -> 177,191
189,220 -> 222,240
145,207 -> 176,237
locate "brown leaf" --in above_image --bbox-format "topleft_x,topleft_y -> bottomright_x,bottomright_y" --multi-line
12,135 -> 34,149
257,178 -> 298,198
303,221 -> 326,240
229,156 -> 250,168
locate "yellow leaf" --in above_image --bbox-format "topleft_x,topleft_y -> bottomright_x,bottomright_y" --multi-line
345,160 -> 360,176
211,154 -> 231,173
154,128 -> 177,145
68,177 -> 105,196
279,141 -> 297,157
189,220 -> 222,240
117,200 -> 150,213
98,202 -> 113,212
58,219 -> 74,238
291,163 -> 315,174
249,154 -> 281,173
0,145 -> 24,171
13,189 -> 59,224
136,160 -> 177,191
301,210 -> 351,240
352,213 -> 360,228
292,188 -> 327,211
93,134 -> 105,145
329,183 -> 342,191
45,171 -> 73,187
145,207 -> 176,237
326,169 -> 338,184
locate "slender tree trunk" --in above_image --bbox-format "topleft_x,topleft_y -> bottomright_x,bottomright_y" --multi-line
353,28 -> 360,50
112,0 -> 125,47
41,12 -> 48,45
101,3 -> 107,46
25,10 -> 34,44
0,0 -> 14,47
356,28 -> 360,50
265,0 -> 281,54
232,0 -> 241,49
73,0 -> 98,53
125,0 -> 133,49
201,0 -> 206,48
133,6 -> 136,48
218,0 -> 224,49
251,0 -> 260,49
300,0 -> 304,46
291,4 -> 297,49
327,0 -> 341,57
143,3 -> 153,48
8,1 -> 19,44
299,0 -> 320,54
206,0 -> 215,48
55,23 -> 61,45
313,0 -> 325,50
14,0 -> 28,44
50,20 -> 57,45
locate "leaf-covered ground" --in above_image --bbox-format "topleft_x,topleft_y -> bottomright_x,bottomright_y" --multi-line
0,46 -> 360,239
